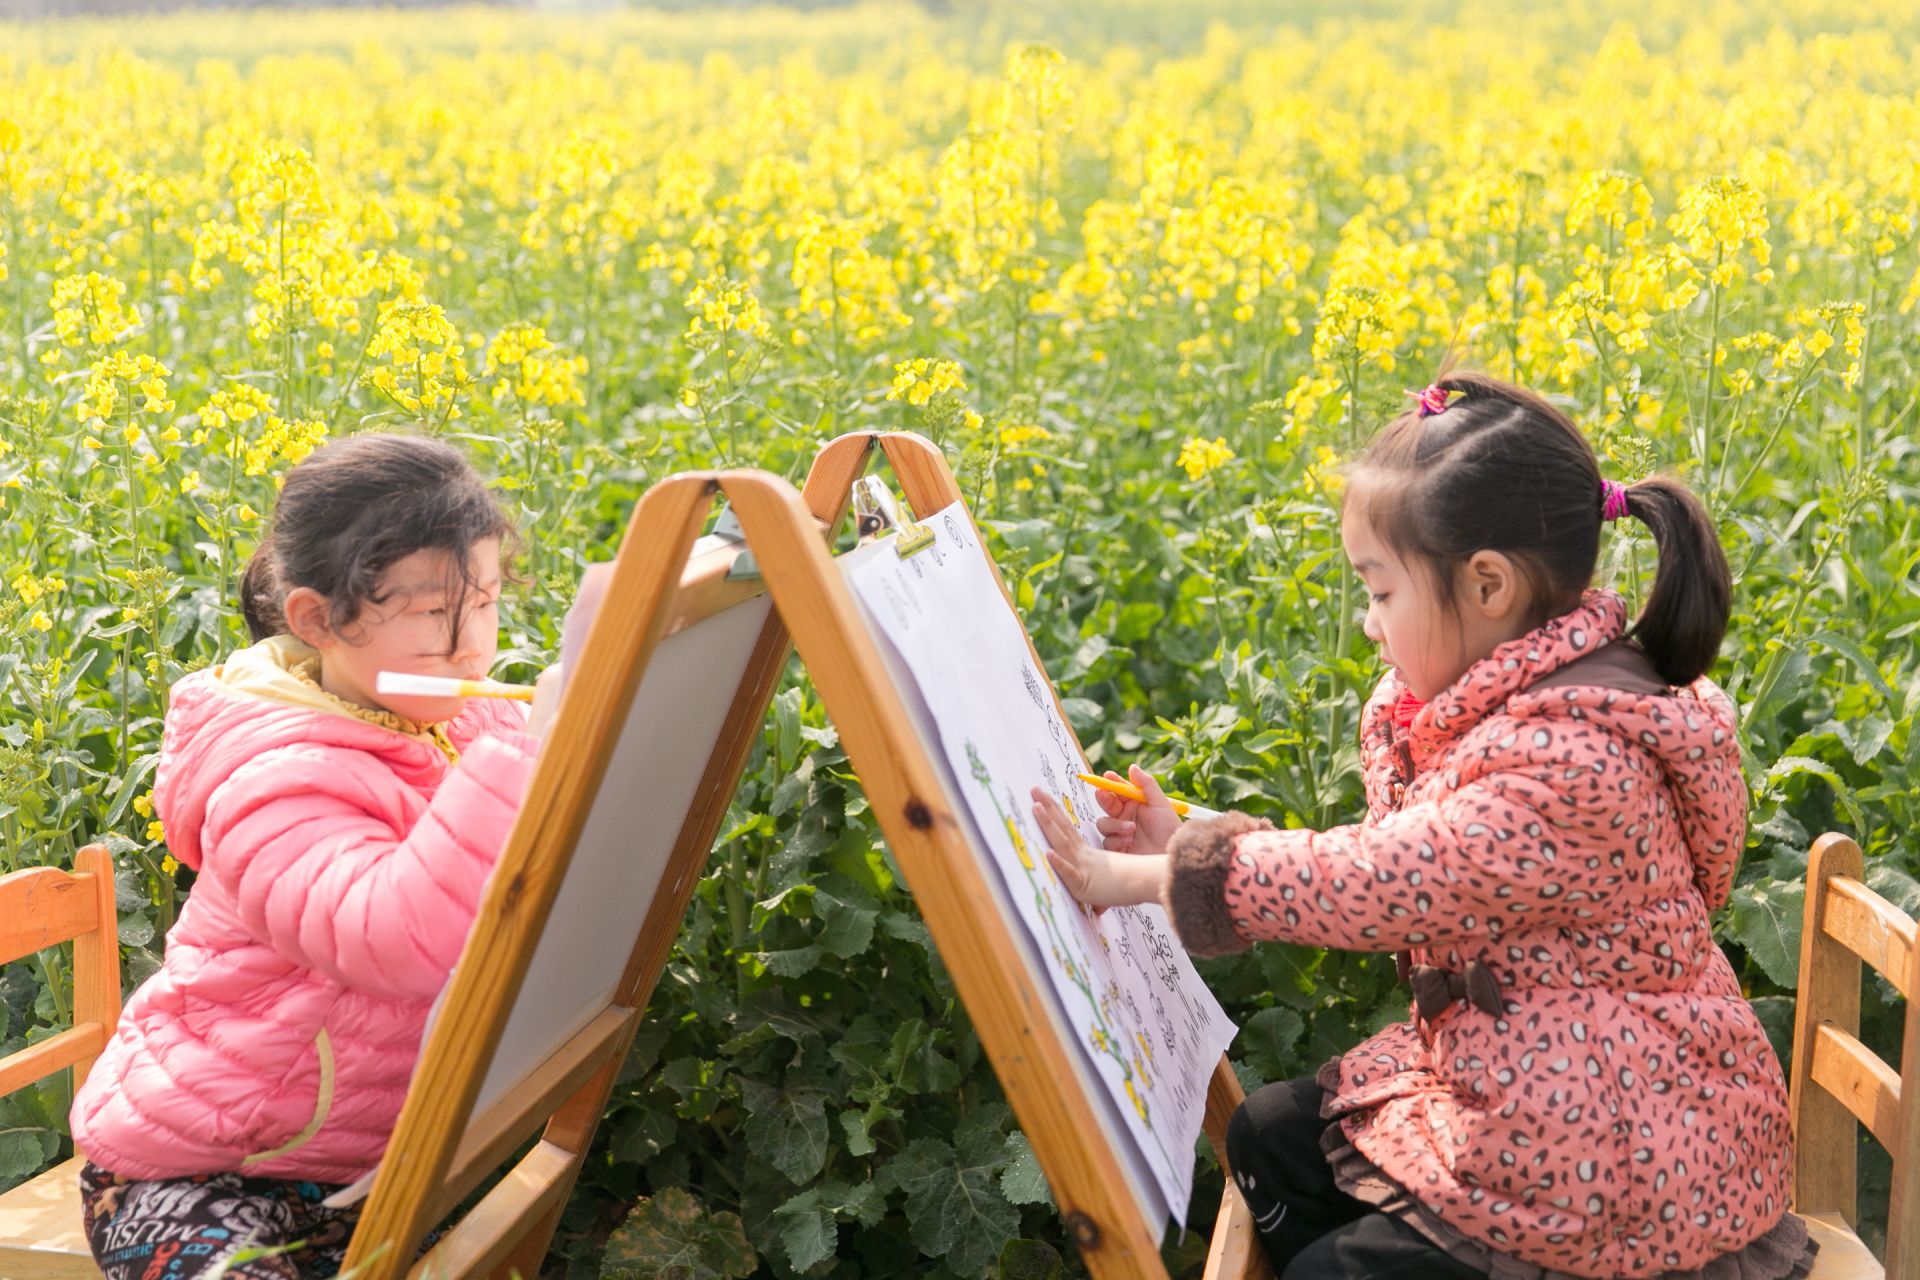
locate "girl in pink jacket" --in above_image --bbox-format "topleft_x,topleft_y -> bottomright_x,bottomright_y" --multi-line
1034,371 -> 1809,1280
71,434 -> 557,1280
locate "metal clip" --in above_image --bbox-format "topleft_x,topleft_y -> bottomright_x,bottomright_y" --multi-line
851,476 -> 901,543
852,476 -> 935,558
892,519 -> 935,558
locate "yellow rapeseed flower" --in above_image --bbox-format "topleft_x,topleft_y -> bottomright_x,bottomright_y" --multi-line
1176,436 -> 1235,481
886,357 -> 966,406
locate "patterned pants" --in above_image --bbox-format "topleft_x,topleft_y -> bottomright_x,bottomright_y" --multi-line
79,1162 -> 359,1280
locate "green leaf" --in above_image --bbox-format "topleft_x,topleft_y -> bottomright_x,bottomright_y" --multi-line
1745,643 -> 1812,724
1810,629 -> 1898,709
1060,697 -> 1102,732
840,1107 -> 878,1157
889,1018 -> 961,1094
742,1080 -> 831,1184
770,687 -> 803,773
756,944 -> 824,979
772,1189 -> 837,1272
1865,863 -> 1920,918
610,1104 -> 677,1164
1727,879 -> 1805,988
0,1129 -> 48,1184
118,911 -> 155,949
1061,634 -> 1109,681
997,1238 -> 1065,1280
1760,755 -> 1866,832
1747,995 -> 1797,1071
888,1136 -> 1019,1276
835,1179 -> 889,1228
998,1132 -> 1052,1207
602,1187 -> 757,1280
1238,1006 -> 1305,1081
817,889 -> 877,960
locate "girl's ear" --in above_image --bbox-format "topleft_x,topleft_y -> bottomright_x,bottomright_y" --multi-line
282,587 -> 335,650
1463,550 -> 1523,621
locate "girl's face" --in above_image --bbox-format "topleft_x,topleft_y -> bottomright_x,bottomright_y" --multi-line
1341,513 -> 1530,702
286,539 -> 502,724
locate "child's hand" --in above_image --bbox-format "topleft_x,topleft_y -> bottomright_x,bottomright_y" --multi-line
528,663 -> 565,739
1092,765 -> 1184,857
1031,787 -> 1168,909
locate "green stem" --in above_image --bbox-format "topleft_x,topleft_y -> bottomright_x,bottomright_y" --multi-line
1699,248 -> 1723,477
1855,276 -> 1875,470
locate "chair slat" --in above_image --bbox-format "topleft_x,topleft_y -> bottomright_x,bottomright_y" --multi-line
1790,835 -> 1865,1222
1825,877 -> 1918,1001
0,868 -> 100,965
1202,1182 -> 1272,1280
0,1024 -> 107,1097
1810,1022 -> 1903,1154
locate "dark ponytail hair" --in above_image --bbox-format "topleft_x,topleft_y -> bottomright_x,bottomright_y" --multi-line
241,433 -> 516,652
1617,477 -> 1731,686
1343,364 -> 1732,686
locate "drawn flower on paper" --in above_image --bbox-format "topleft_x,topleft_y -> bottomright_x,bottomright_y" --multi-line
1004,814 -> 1033,869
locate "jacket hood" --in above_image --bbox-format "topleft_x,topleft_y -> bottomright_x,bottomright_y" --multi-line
1370,591 -> 1749,910
152,635 -> 520,872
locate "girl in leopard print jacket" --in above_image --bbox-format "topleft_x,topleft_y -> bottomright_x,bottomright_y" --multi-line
1033,370 -> 1807,1280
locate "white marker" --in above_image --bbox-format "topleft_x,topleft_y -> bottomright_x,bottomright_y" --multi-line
374,671 -> 535,702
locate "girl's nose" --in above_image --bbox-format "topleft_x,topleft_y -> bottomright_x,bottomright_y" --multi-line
451,631 -> 487,670
1362,603 -> 1383,644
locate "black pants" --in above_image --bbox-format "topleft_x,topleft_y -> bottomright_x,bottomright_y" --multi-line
1226,1076 -> 1486,1279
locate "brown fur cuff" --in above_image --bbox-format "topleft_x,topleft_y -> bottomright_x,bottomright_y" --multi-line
1163,811 -> 1273,958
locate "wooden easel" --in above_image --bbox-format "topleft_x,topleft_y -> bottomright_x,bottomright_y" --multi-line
339,433 -> 1266,1280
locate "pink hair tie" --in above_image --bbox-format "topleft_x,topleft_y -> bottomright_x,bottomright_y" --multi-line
1407,384 -> 1450,417
1600,479 -> 1630,522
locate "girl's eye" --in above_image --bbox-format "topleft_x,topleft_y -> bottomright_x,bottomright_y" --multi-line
1370,593 -> 1389,604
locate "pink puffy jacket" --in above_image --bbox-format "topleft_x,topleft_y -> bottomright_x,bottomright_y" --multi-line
1165,591 -> 1795,1277
71,636 -> 539,1184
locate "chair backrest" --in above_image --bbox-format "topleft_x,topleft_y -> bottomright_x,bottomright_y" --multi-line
0,844 -> 122,1098
1789,832 -> 1920,1277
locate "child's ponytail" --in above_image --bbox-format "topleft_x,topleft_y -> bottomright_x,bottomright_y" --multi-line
240,536 -> 285,643
1621,477 -> 1731,687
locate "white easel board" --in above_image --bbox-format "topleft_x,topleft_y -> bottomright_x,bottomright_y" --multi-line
838,503 -> 1238,1233
476,582 -> 774,1113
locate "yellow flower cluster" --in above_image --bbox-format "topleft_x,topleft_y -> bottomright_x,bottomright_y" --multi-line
1669,177 -> 1773,287
685,276 -> 773,342
196,384 -> 273,452
10,572 -> 65,633
1177,436 -> 1235,481
78,353 -> 173,426
52,271 -> 138,350
886,358 -> 967,406
364,299 -> 468,419
244,416 -> 328,480
485,324 -> 587,411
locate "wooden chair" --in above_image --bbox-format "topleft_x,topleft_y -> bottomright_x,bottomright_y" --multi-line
1790,832 -> 1920,1280
0,843 -> 121,1279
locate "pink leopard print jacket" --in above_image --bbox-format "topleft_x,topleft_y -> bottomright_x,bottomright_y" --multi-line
1165,591 -> 1794,1277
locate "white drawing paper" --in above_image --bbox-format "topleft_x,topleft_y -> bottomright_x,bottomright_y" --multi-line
840,500 -> 1239,1230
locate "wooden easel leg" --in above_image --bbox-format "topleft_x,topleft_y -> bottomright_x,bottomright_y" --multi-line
487,1035 -> 635,1280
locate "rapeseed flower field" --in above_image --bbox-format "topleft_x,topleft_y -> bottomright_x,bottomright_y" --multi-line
2,2 -> 1916,1273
